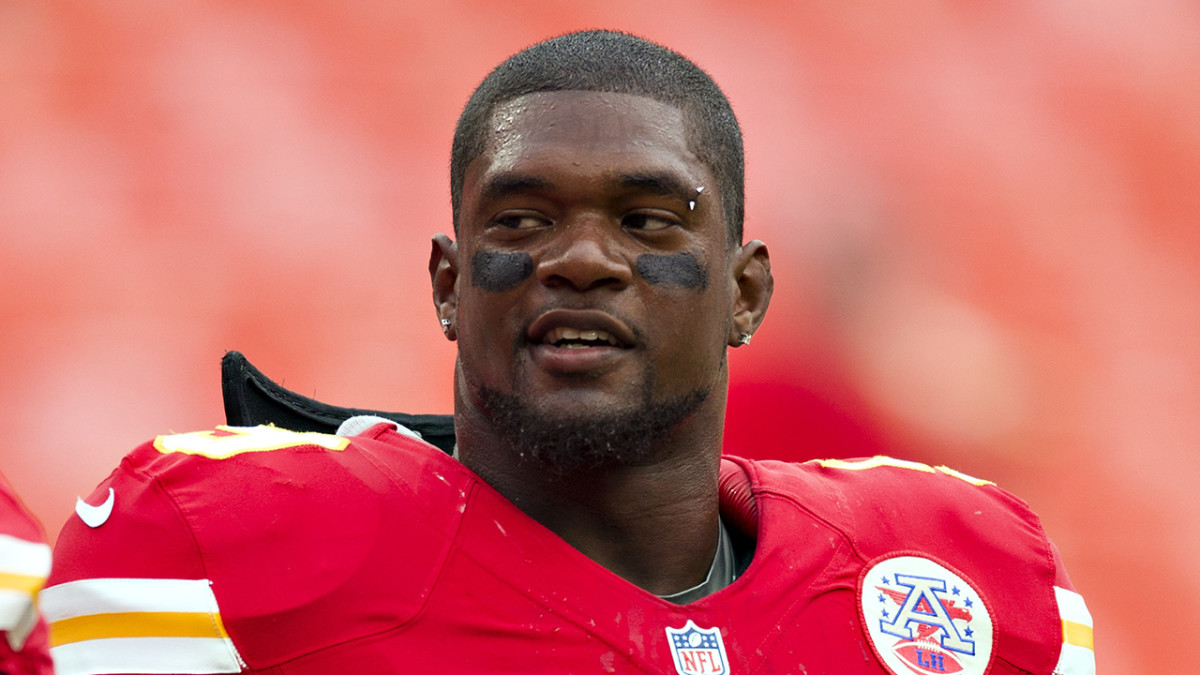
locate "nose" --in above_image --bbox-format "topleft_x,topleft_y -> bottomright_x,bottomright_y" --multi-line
536,216 -> 632,292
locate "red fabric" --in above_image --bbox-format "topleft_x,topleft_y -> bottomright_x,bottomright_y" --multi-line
0,625 -> 53,675
48,426 -> 1073,673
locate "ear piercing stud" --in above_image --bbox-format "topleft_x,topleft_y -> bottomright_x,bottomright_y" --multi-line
738,333 -> 752,346
440,318 -> 452,332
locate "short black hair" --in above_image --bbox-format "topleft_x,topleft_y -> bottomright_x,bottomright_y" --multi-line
451,30 -> 745,246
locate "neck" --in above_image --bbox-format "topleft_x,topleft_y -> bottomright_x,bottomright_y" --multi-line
455,392 -> 727,597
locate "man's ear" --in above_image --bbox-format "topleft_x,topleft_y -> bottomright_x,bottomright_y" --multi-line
727,240 -> 773,347
429,234 -> 460,341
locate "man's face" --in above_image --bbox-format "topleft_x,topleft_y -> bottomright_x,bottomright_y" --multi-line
445,91 -> 741,465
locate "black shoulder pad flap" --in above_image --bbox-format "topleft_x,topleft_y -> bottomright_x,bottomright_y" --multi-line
221,351 -> 456,454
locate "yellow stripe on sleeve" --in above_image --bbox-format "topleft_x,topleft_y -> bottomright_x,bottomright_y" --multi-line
50,610 -> 231,647
1063,619 -> 1094,651
0,571 -> 46,595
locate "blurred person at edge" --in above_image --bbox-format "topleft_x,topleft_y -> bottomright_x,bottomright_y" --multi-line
0,471 -> 53,675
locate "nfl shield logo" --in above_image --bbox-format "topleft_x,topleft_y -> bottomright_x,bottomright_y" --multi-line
665,620 -> 729,675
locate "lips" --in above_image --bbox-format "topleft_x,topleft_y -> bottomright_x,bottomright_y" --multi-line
527,309 -> 635,350
543,326 -> 621,348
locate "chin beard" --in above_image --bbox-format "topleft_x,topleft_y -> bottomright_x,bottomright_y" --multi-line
476,385 -> 710,474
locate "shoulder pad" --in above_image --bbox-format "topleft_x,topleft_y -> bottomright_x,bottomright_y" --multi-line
46,424 -> 470,672
221,351 -> 456,453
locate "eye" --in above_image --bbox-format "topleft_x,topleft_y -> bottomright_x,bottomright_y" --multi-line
489,213 -> 550,230
621,212 -> 678,232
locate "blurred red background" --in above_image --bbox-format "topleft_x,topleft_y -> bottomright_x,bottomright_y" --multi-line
3,2 -> 1197,671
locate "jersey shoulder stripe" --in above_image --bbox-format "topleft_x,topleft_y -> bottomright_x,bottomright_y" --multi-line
0,533 -> 51,649
40,577 -> 244,675
1054,586 -> 1095,674
0,534 -> 51,593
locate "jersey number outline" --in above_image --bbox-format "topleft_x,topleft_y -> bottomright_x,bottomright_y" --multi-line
153,425 -> 349,460
812,456 -> 994,486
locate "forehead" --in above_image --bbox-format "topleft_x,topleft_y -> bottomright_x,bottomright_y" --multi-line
489,90 -> 689,154
465,91 -> 710,201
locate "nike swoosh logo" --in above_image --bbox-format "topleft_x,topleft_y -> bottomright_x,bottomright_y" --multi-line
75,488 -> 115,528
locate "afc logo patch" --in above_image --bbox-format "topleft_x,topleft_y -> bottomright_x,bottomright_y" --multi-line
665,620 -> 729,675
858,554 -> 995,675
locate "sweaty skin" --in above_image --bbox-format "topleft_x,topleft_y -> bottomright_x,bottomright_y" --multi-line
430,90 -> 773,597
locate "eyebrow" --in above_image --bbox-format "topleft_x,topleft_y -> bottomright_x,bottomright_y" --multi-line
618,171 -> 696,204
476,170 -> 698,205
477,173 -> 555,204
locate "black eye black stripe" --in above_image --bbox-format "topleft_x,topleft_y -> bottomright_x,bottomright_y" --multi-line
636,252 -> 707,290
470,250 -> 706,292
471,251 -> 534,292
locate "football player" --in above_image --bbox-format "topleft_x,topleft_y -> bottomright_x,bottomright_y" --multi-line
43,31 -> 1093,674
0,472 -> 53,675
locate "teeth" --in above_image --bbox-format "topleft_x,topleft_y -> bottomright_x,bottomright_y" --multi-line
544,327 -> 619,347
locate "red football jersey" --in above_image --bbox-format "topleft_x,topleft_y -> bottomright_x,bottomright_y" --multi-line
43,423 -> 1094,675
0,472 -> 54,675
